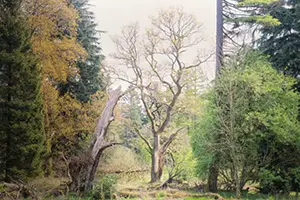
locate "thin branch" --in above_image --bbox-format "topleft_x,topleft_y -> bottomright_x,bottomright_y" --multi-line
101,142 -> 123,151
134,127 -> 153,153
161,127 -> 186,154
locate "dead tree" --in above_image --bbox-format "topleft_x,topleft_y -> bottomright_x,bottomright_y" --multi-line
68,87 -> 123,193
111,8 -> 212,183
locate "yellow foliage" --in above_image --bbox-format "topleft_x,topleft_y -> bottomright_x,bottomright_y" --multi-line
24,0 -> 104,175
28,0 -> 86,82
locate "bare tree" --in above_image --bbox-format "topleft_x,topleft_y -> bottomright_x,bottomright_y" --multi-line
111,7 -> 211,183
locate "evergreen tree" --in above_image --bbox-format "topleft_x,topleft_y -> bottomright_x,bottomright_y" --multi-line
258,0 -> 300,89
0,0 -> 44,180
66,0 -> 105,102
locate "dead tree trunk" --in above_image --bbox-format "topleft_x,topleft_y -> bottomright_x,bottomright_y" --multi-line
68,87 -> 122,193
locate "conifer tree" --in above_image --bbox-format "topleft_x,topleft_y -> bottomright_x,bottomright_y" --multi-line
0,0 -> 44,180
67,0 -> 105,102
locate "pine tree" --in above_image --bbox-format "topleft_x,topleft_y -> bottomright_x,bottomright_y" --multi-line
0,0 -> 44,180
66,0 -> 105,102
258,0 -> 300,86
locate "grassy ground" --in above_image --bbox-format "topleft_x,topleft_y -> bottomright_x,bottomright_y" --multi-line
23,174 -> 299,200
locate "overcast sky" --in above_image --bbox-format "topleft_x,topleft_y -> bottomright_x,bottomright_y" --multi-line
90,0 -> 216,80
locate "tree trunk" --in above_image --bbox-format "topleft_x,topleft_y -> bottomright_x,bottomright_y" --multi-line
68,87 -> 122,193
208,160 -> 218,193
234,164 -> 241,198
151,133 -> 164,182
44,138 -> 53,176
216,0 -> 224,75
69,149 -> 104,192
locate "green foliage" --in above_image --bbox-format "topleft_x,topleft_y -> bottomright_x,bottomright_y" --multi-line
89,174 -> 117,199
65,0 -> 105,102
191,50 -> 300,194
259,168 -> 291,194
0,0 -> 45,180
225,0 -> 281,31
236,14 -> 280,26
238,0 -> 278,6
258,0 -> 300,90
120,91 -> 151,162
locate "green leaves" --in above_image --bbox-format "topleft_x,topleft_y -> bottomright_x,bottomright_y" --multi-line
237,15 -> 281,26
257,0 -> 300,88
65,0 -> 105,102
238,0 -> 278,6
0,1 -> 44,180
191,50 -> 300,191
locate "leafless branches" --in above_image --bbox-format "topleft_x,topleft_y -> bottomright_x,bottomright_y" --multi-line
110,7 -> 211,181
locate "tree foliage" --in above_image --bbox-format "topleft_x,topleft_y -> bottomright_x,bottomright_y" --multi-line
64,0 -> 105,102
0,0 -> 44,180
191,51 -> 300,196
25,0 -> 104,176
257,0 -> 300,89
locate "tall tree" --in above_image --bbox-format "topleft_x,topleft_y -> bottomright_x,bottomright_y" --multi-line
66,0 -> 105,102
0,0 -> 44,180
257,0 -> 300,90
112,8 -> 209,183
208,0 -> 280,192
26,0 -> 92,175
219,0 -> 280,61
192,51 -> 300,197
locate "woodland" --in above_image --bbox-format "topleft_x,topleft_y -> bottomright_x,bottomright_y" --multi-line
1,0 -> 300,199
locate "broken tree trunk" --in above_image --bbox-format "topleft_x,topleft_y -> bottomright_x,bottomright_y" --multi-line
69,87 -> 122,193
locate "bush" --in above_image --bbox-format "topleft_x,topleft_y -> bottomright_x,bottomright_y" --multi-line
259,169 -> 291,194
88,174 -> 117,199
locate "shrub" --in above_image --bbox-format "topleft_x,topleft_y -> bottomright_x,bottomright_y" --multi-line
88,174 -> 117,199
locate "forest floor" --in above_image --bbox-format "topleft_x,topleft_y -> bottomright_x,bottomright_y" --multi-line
111,172 -> 298,200
12,175 -> 298,200
116,185 -> 299,200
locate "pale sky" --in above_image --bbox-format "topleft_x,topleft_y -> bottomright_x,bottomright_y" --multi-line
90,0 -> 216,80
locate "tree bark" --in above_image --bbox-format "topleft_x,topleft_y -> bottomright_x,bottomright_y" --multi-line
208,160 -> 218,193
69,148 -> 104,192
234,164 -> 241,198
68,87 -> 122,193
151,133 -> 164,182
216,0 -> 224,76
44,138 -> 53,176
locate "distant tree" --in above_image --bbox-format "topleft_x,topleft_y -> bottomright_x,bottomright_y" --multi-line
119,91 -> 151,160
0,0 -> 44,180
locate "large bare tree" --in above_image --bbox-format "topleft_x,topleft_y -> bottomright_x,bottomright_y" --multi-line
111,7 -> 211,183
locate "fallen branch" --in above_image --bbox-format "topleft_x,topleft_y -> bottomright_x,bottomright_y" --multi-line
0,181 -> 38,200
101,169 -> 149,174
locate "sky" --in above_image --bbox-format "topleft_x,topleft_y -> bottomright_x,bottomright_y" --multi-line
90,0 -> 217,81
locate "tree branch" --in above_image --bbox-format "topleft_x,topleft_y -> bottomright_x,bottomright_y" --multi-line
101,142 -> 123,151
134,128 -> 153,153
161,127 -> 186,154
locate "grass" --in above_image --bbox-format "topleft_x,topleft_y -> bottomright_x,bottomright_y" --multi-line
218,191 -> 298,200
25,175 -> 299,200
44,191 -> 298,200
116,190 -> 299,200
